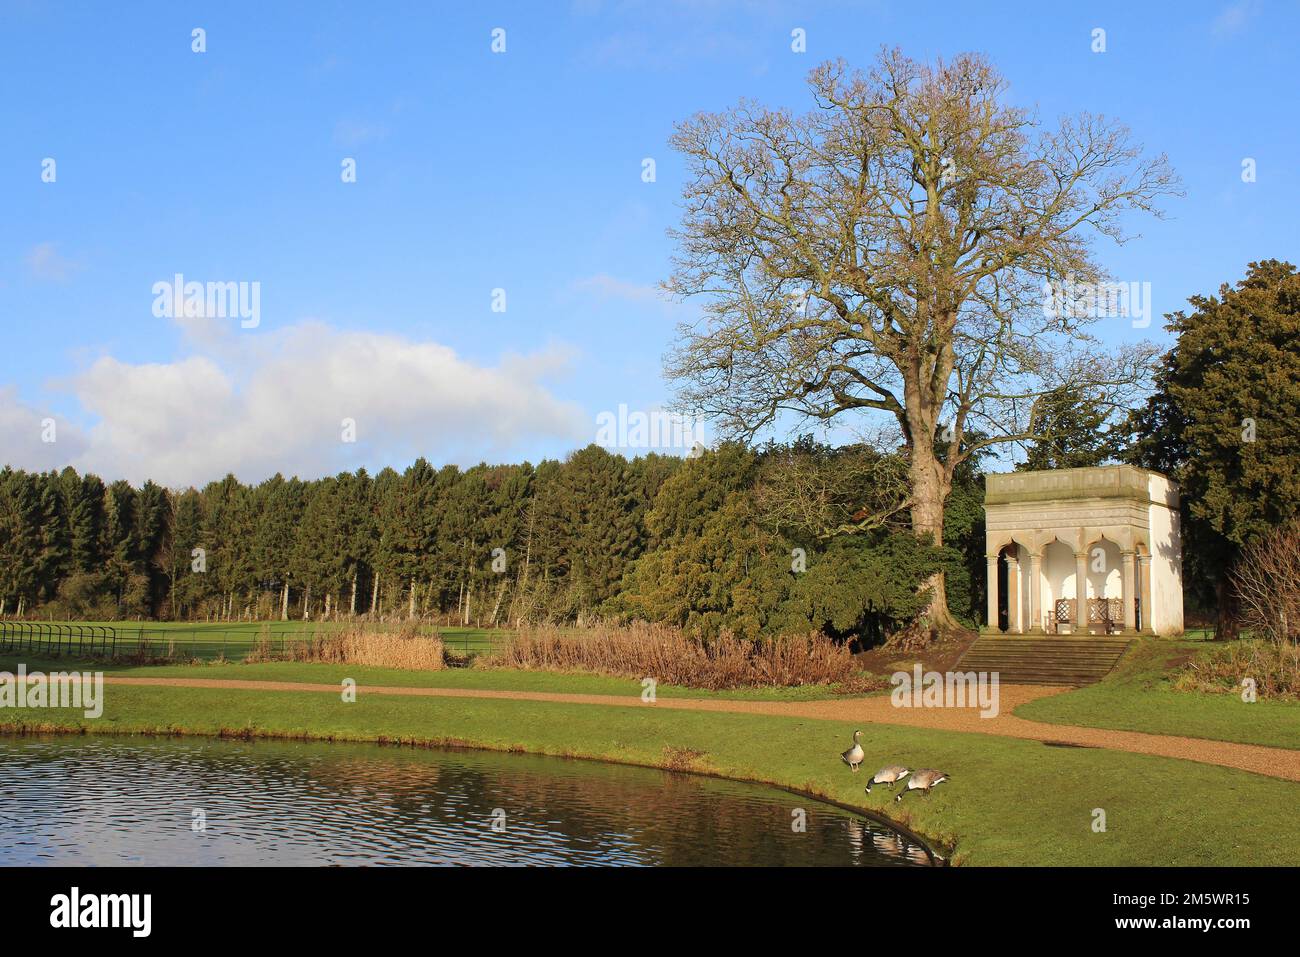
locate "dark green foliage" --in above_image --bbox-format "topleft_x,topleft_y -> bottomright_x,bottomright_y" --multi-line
940,475 -> 986,629
613,445 -> 784,638
1124,260 -> 1300,628
0,448 -> 685,625
1018,385 -> 1122,472
773,532 -> 944,646
0,438 -> 985,643
613,442 -> 971,645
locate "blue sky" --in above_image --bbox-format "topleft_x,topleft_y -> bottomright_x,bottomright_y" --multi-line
1,0 -> 1296,486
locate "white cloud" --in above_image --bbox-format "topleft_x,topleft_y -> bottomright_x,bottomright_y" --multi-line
571,273 -> 664,303
1212,0 -> 1257,36
333,119 -> 389,148
570,273 -> 700,326
2,323 -> 588,487
0,386 -> 90,471
26,242 -> 81,282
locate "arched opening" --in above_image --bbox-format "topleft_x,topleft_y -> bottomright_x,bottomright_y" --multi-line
1085,537 -> 1123,632
995,542 -> 1028,633
1042,539 -> 1075,633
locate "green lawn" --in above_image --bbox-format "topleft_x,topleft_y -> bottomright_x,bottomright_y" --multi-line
0,675 -> 1295,866
1015,637 -> 1300,750
0,653 -> 863,702
0,619 -> 508,660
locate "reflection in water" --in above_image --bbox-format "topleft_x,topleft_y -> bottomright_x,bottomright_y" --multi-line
0,736 -> 931,866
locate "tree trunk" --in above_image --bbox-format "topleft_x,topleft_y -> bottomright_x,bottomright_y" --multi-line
1214,575 -> 1239,641
489,580 -> 506,627
907,425 -> 962,639
408,577 -> 416,620
303,584 -> 311,621
370,575 -> 379,619
513,502 -> 535,626
349,573 -> 357,617
281,581 -> 289,620
324,592 -> 332,620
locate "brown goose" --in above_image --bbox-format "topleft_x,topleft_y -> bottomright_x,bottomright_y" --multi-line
864,765 -> 911,794
895,769 -> 949,802
840,730 -> 865,772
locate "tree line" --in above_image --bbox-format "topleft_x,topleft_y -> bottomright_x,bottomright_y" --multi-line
0,439 -> 985,642
0,446 -> 672,627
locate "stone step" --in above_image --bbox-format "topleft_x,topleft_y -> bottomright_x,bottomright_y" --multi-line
955,636 -> 1133,686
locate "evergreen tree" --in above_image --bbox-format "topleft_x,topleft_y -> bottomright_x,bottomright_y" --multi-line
37,473 -> 71,603
168,488 -> 206,617
0,469 -> 42,613
1018,386 -> 1122,472
134,480 -> 172,616
1125,260 -> 1300,633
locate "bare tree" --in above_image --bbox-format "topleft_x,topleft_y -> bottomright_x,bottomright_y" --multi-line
1233,522 -> 1300,645
664,49 -> 1179,634
753,441 -> 911,541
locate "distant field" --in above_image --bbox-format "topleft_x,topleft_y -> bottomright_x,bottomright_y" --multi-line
0,619 -> 509,660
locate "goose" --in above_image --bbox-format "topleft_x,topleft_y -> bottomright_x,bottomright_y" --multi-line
864,765 -> 911,794
895,769 -> 948,802
840,730 -> 865,772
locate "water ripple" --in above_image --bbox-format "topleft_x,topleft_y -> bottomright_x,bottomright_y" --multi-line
0,736 -> 928,867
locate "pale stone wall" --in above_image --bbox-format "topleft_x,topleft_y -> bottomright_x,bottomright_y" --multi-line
1147,491 -> 1184,634
984,465 -> 1184,636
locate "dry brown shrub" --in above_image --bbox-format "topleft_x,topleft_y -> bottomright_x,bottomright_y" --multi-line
480,620 -> 861,690
661,745 -> 709,772
251,623 -> 445,671
1233,521 -> 1300,645
1174,639 -> 1300,699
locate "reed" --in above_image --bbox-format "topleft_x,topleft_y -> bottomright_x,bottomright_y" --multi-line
481,620 -> 862,690
249,623 -> 446,671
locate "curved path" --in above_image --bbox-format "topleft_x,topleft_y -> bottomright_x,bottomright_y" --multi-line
93,675 -> 1300,783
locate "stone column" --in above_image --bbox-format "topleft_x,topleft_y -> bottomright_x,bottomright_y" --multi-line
1121,550 -> 1137,632
1006,557 -> 1021,633
986,555 -> 999,631
1138,554 -> 1153,633
1074,551 -> 1089,634
1027,552 -> 1043,633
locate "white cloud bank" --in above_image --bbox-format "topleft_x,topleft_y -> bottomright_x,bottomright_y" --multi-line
1,322 -> 588,487
0,386 -> 90,471
26,242 -> 82,282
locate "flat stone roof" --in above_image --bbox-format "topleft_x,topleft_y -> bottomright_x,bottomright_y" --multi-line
985,464 -> 1178,508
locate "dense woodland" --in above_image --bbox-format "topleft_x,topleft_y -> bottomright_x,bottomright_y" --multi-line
0,441 -> 985,643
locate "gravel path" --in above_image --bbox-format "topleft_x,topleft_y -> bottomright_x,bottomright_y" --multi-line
97,675 -> 1300,783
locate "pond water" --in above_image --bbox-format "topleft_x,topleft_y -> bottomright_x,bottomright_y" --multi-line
0,736 -> 931,866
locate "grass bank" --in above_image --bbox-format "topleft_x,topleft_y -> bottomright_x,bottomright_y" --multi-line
5,620 -> 507,659
0,669 -> 1296,866
1015,639 -> 1300,750
0,654 -> 862,701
